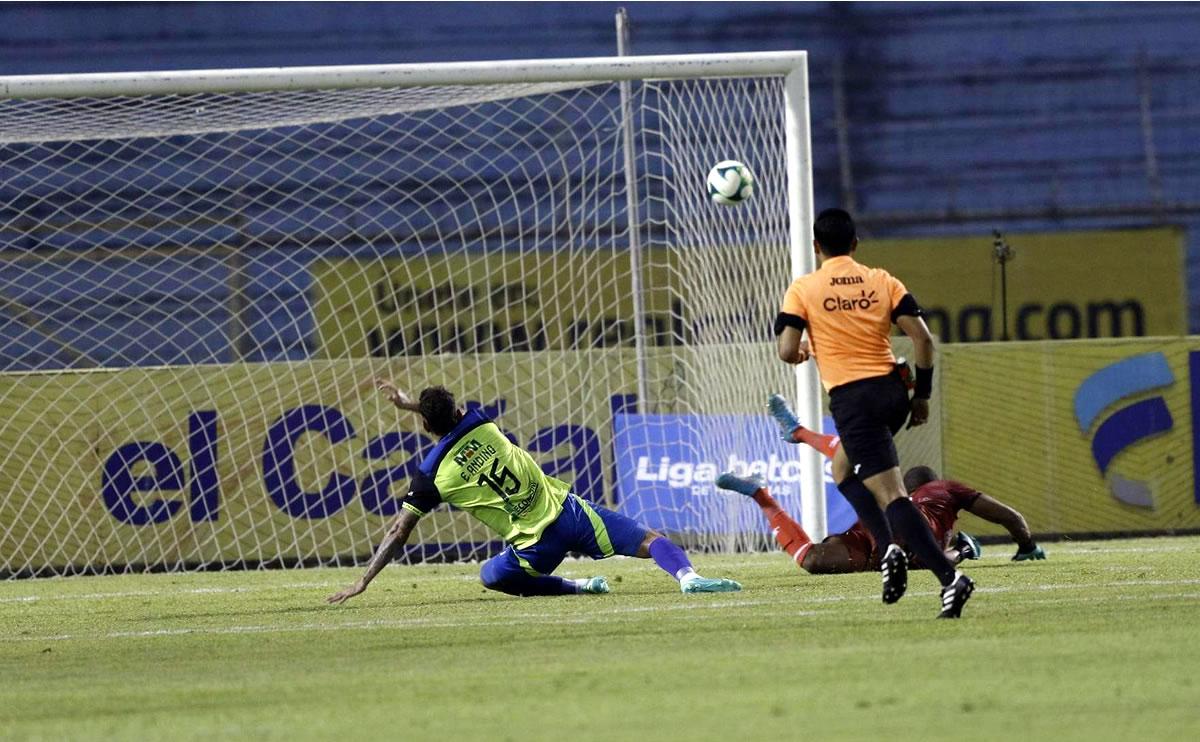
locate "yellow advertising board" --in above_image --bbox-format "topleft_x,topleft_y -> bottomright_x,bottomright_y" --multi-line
859,227 -> 1184,343
312,250 -> 684,358
0,353 -> 663,575
310,244 -> 792,360
941,337 -> 1200,536
312,227 -> 1184,359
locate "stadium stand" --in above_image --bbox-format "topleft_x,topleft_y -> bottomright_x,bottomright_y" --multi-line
1,2 -> 1197,371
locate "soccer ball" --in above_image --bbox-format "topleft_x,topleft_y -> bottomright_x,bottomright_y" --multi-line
706,160 -> 755,205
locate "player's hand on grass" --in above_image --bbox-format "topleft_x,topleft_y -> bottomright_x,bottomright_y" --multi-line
906,397 -> 929,428
1013,543 -> 1046,561
326,580 -> 367,605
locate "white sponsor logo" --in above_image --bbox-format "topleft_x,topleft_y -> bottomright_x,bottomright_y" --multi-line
635,454 -> 816,490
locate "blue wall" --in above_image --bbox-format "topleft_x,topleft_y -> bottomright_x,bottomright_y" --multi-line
2,2 -> 1198,367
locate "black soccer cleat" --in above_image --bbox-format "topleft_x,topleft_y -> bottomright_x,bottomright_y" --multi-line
880,543 -> 908,604
937,571 -> 975,619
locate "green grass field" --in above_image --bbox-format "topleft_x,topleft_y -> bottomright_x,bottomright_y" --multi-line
4,537 -> 1200,741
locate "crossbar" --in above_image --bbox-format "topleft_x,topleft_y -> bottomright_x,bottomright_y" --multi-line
0,51 -> 808,99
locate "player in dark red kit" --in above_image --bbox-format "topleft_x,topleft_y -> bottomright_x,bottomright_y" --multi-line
716,396 -> 1045,575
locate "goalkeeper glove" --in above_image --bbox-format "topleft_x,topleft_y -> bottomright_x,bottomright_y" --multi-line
1012,543 -> 1045,561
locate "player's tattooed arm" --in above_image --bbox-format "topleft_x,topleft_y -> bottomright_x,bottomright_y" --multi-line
375,378 -> 422,413
326,509 -> 420,605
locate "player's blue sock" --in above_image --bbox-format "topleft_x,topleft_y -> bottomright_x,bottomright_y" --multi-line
837,475 -> 895,551
886,498 -> 956,586
648,536 -> 696,581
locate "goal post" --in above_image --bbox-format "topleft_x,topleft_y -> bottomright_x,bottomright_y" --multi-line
783,61 -> 826,544
0,52 -> 823,577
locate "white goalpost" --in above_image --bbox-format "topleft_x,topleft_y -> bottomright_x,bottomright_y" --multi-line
0,52 -> 823,577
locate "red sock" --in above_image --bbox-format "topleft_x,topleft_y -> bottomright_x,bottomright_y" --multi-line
751,488 -> 813,567
791,426 -> 841,459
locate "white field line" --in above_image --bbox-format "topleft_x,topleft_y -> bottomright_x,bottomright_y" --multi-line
2,552 -> 1198,605
5,567 -> 1199,607
1,538 -> 1193,603
0,581 -> 343,604
4,598 -> 792,642
991,544 -> 1198,556
6,577 -> 1200,644
2,537 -> 1196,605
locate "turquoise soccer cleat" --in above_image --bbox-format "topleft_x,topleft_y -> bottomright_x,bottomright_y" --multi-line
579,576 -> 611,594
955,531 -> 983,560
1013,543 -> 1046,561
680,576 -> 742,594
767,393 -> 801,442
715,471 -> 766,497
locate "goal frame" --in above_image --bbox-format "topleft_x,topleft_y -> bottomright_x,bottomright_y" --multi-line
0,50 -> 827,541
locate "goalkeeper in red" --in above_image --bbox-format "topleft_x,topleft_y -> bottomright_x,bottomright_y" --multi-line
328,381 -> 741,605
716,394 -> 1045,574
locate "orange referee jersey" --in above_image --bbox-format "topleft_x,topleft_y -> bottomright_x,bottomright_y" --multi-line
780,255 -> 910,391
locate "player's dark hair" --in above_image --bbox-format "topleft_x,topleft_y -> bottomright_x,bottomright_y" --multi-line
419,386 -> 461,437
813,208 -> 857,256
903,465 -> 939,493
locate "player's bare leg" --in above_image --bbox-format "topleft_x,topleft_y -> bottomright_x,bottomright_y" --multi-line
715,473 -> 813,568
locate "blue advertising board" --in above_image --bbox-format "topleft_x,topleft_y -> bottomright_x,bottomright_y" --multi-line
612,413 -> 858,536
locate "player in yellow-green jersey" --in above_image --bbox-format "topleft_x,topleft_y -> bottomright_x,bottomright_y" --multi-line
327,381 -> 741,604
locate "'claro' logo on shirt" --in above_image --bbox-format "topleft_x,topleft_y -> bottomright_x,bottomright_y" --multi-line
823,289 -> 880,312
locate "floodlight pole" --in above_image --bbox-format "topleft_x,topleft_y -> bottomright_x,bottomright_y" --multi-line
993,230 -> 1014,341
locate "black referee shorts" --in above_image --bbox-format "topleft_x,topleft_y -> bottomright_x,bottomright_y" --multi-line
828,370 -> 911,480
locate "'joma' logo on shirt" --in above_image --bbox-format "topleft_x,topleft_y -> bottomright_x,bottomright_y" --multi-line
823,290 -> 879,312
829,276 -> 864,286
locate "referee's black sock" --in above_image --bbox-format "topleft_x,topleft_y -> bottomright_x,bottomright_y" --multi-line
885,498 -> 956,586
837,476 -> 894,551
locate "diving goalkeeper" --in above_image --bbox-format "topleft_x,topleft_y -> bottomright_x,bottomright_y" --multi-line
715,394 -> 1045,575
328,381 -> 741,605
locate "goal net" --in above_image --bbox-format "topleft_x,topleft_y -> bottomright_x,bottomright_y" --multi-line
0,54 -> 823,577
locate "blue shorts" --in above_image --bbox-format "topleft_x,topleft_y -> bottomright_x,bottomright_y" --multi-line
482,494 -> 649,580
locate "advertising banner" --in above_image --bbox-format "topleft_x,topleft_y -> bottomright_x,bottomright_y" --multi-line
860,227 -> 1185,343
612,413 -> 858,536
941,338 -> 1200,536
0,353 -> 642,573
313,227 -> 1185,361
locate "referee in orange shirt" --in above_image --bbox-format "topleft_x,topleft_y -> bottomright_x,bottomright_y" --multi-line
774,208 -> 974,618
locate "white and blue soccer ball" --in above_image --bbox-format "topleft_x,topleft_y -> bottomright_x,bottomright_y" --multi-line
706,160 -> 755,205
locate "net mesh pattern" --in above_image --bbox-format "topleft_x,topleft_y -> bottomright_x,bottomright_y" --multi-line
0,74 -> 806,577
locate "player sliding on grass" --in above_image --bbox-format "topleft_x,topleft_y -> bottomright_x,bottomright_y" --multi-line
716,394 -> 1045,574
328,381 -> 741,605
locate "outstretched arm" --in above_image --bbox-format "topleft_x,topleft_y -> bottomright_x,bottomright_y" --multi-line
375,378 -> 422,413
964,493 -> 1042,559
327,509 -> 420,605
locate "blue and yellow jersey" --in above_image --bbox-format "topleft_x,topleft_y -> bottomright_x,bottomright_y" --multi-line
402,409 -> 570,549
